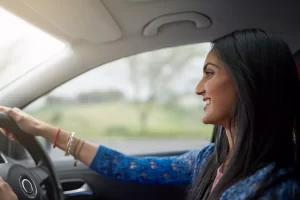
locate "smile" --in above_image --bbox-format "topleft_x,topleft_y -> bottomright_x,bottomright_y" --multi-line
204,99 -> 211,110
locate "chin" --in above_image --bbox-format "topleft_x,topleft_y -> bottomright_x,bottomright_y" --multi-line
202,114 -> 218,125
202,115 -> 227,127
202,117 -> 213,124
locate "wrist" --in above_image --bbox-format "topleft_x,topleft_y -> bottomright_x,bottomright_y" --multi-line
35,122 -> 57,141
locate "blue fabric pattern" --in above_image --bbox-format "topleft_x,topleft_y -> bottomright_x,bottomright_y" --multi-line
89,144 -> 214,185
89,144 -> 300,199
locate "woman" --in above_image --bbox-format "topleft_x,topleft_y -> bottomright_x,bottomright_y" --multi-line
0,29 -> 300,200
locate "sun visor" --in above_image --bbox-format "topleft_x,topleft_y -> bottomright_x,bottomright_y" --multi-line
20,0 -> 122,44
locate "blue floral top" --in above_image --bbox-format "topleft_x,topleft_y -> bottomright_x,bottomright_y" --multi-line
89,144 -> 300,199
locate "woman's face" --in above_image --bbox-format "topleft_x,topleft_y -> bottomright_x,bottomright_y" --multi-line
196,49 -> 236,126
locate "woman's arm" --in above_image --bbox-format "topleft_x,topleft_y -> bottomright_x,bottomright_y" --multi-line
40,124 -> 212,185
0,106 -> 214,185
40,124 -> 97,167
88,145 -> 207,185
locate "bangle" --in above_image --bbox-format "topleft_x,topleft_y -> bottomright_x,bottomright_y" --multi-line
73,139 -> 81,167
74,140 -> 84,167
65,132 -> 75,156
64,132 -> 71,156
53,128 -> 61,148
72,138 -> 80,156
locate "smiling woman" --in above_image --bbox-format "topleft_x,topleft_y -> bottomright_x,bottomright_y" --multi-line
2,29 -> 300,200
196,52 -> 236,126
0,8 -> 65,89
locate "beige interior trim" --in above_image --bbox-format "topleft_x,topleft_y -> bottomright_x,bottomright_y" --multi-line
2,0 -> 123,44
0,0 -> 300,108
21,0 -> 122,43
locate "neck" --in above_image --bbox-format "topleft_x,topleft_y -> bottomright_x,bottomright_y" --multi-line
225,127 -> 234,155
220,127 -> 234,169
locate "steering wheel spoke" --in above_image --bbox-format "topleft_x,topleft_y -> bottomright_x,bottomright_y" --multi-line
30,167 -> 50,186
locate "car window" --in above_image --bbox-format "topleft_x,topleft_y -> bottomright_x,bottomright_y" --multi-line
24,43 -> 213,159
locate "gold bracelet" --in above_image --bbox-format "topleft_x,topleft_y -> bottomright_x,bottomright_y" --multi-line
65,132 -> 75,156
73,138 -> 82,166
74,140 -> 84,167
64,132 -> 71,156
72,137 -> 80,157
74,139 -> 82,158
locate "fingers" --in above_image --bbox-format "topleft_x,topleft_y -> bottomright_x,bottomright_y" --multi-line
0,106 -> 11,114
9,108 -> 24,124
0,129 -> 16,141
0,106 -> 40,137
0,106 -> 20,114
0,177 -> 18,200
0,107 -> 21,141
7,133 -> 16,141
0,177 -> 9,189
0,106 -> 23,122
0,128 -> 8,137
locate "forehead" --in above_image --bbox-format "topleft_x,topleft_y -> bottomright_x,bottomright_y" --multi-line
204,49 -> 224,68
205,49 -> 220,63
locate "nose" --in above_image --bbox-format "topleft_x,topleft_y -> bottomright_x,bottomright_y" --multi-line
195,79 -> 205,96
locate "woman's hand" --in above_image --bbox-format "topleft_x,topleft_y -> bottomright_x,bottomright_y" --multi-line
0,177 -> 18,200
0,106 -> 50,139
0,106 -> 98,167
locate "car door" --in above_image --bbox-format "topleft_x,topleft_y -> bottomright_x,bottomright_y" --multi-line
21,43 -> 214,200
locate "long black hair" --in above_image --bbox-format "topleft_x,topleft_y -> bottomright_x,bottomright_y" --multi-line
187,29 -> 300,199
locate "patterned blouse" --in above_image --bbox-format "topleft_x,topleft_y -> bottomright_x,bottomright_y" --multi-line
89,144 -> 300,199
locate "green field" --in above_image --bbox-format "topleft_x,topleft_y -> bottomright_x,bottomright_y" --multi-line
28,102 -> 213,139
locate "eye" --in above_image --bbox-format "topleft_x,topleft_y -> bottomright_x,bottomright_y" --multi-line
204,70 -> 214,78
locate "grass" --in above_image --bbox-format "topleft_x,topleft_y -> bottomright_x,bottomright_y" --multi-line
28,102 -> 213,139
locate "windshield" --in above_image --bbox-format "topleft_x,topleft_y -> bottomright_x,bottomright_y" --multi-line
25,43 -> 214,158
0,8 -> 65,89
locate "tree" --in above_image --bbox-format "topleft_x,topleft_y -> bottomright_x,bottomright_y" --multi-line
77,90 -> 125,103
127,44 -> 208,134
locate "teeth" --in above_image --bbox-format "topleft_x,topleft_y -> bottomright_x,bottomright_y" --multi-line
204,99 -> 211,106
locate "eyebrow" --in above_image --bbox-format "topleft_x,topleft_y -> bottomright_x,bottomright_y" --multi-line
203,62 -> 220,71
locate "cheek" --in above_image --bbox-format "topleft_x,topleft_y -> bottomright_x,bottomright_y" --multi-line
206,80 -> 236,117
216,92 -> 235,114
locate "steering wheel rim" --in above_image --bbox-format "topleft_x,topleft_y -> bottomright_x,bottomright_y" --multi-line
0,112 -> 64,200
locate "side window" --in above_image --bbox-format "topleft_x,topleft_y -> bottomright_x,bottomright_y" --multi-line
24,43 -> 213,158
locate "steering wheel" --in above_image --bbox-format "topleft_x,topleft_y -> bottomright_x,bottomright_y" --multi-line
0,112 -> 64,200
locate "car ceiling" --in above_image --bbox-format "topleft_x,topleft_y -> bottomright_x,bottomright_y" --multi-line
0,0 -> 300,107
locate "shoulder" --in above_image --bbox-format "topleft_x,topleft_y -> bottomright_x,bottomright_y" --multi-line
259,178 -> 300,200
188,143 -> 215,182
197,143 -> 215,159
184,143 -> 214,164
178,143 -> 215,161
172,143 -> 215,170
220,165 -> 300,200
194,143 -> 215,166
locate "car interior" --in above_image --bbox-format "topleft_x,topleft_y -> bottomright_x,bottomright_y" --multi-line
0,0 -> 300,200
